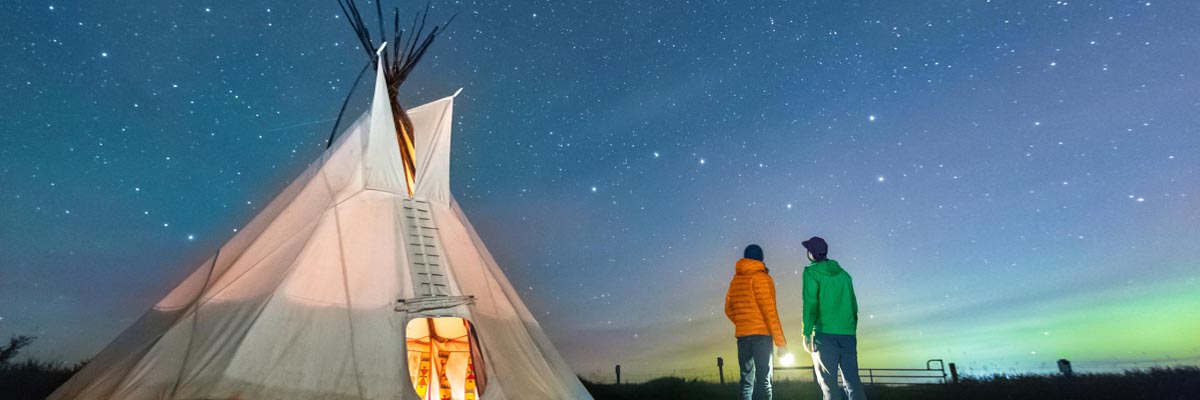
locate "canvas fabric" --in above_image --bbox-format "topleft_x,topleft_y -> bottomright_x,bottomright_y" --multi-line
48,60 -> 591,400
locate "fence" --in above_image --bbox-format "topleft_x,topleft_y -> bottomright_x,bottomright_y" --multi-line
774,359 -> 947,385
946,355 -> 1200,377
588,359 -> 947,385
586,356 -> 1200,385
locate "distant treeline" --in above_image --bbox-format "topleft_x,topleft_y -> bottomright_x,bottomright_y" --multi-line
0,336 -> 83,400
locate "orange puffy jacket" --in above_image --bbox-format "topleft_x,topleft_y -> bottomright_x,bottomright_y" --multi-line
724,258 -> 787,347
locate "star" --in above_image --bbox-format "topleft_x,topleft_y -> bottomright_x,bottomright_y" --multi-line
4,0 -> 1195,376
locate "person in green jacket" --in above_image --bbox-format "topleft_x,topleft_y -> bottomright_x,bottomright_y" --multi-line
801,236 -> 865,400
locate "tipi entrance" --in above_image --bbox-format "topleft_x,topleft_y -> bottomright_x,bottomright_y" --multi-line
406,317 -> 485,400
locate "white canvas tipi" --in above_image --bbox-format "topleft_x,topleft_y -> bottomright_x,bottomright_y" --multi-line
49,57 -> 593,400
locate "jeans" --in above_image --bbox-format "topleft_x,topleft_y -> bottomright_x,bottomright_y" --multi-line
737,334 -> 773,400
812,333 -> 866,400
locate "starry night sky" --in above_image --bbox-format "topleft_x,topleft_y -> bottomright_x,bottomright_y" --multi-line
2,0 -> 1199,379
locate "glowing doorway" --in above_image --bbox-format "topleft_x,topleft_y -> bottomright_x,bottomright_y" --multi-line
406,317 -> 485,400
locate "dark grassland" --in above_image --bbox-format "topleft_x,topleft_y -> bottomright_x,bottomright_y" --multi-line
3,335 -> 1196,399
0,336 -> 81,400
582,367 -> 1200,400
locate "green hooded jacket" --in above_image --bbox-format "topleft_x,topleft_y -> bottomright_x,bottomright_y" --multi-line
802,259 -> 858,336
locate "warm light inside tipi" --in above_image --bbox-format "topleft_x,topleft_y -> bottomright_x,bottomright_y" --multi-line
406,318 -> 484,400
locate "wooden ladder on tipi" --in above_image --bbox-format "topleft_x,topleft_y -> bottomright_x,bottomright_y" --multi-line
403,198 -> 449,298
402,198 -> 478,400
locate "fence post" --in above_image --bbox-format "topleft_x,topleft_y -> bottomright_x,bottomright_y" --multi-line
949,363 -> 958,384
717,357 -> 725,384
1057,359 -> 1073,378
615,364 -> 621,385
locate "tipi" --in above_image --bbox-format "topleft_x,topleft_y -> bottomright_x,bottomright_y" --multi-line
48,39 -> 593,400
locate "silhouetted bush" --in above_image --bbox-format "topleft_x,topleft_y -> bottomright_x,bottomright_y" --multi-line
0,336 -> 81,400
0,336 -> 35,365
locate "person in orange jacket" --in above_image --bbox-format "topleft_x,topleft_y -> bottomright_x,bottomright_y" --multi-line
725,244 -> 788,400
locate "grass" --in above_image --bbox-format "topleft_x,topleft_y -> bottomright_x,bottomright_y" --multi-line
0,335 -> 81,400
582,367 -> 1200,400
0,359 -> 81,400
4,332 -> 1196,400
6,366 -> 1200,399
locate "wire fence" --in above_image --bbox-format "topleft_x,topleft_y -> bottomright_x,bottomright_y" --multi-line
950,355 -> 1200,377
583,356 -> 1200,385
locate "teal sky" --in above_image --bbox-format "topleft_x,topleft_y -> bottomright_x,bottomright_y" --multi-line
2,0 -> 1198,379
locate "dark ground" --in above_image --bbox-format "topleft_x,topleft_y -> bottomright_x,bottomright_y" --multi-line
4,364 -> 1198,399
0,359 -> 79,400
4,367 -> 1198,399
582,367 -> 1200,400
3,333 -> 1196,400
